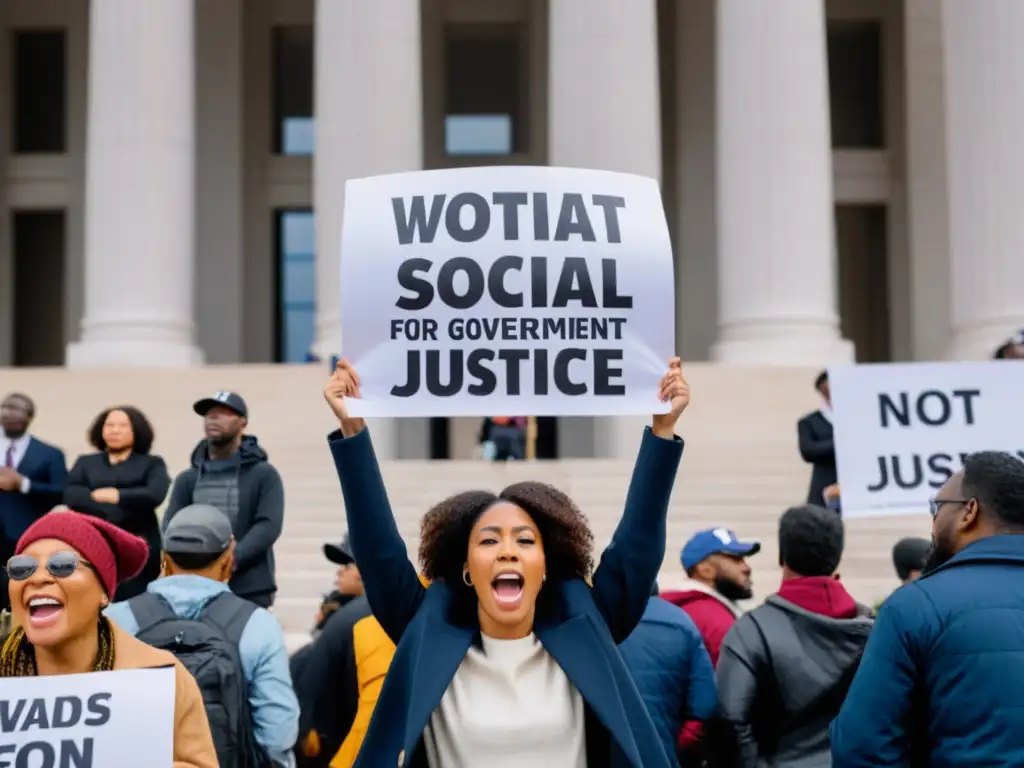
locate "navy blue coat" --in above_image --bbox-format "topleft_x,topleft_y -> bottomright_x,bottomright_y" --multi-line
619,597 -> 716,766
831,534 -> 1024,767
0,437 -> 67,542
328,426 -> 684,768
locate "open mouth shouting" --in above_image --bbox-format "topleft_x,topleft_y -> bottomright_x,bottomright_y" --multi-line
491,571 -> 525,611
26,595 -> 65,628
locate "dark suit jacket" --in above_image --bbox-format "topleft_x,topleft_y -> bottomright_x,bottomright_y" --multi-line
797,411 -> 836,506
328,426 -> 684,768
0,437 -> 67,543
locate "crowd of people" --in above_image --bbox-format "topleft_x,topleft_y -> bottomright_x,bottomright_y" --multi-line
2,353 -> 1024,767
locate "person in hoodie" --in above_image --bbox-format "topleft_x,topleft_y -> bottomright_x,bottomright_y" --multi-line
661,528 -> 760,667
712,504 -> 872,767
106,503 -> 300,766
164,392 -> 285,608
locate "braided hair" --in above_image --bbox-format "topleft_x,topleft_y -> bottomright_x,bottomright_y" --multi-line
0,616 -> 116,677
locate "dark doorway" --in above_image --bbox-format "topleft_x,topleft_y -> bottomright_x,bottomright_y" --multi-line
13,210 -> 66,366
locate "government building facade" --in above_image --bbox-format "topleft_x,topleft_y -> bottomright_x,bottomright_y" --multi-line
0,0 -> 1021,457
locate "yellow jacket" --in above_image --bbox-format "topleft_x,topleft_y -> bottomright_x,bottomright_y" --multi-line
295,595 -> 396,768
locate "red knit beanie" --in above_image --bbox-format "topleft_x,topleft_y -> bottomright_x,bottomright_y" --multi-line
15,511 -> 149,597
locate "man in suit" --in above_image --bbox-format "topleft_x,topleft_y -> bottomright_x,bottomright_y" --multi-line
797,371 -> 837,507
0,392 -> 68,609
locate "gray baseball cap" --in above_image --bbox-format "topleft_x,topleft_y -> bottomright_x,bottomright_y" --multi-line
163,504 -> 232,555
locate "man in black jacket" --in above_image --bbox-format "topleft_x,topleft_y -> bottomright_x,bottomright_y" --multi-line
797,371 -> 837,506
163,392 -> 285,608
713,505 -> 873,766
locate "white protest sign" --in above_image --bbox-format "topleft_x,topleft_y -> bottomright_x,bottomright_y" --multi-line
339,166 -> 675,417
0,666 -> 175,768
829,361 -> 1024,518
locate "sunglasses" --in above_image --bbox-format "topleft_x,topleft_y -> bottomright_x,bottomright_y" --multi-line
6,552 -> 94,582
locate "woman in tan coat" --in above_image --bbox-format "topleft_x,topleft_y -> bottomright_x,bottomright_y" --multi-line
0,510 -> 218,768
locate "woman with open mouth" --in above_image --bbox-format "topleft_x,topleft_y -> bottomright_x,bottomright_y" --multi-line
323,357 -> 689,768
0,510 -> 219,768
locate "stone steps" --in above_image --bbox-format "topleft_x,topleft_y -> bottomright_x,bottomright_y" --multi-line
3,364 -> 933,635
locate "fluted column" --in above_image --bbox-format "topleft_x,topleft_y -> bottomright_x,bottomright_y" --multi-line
942,0 -> 1024,358
69,0 -> 202,367
549,0 -> 662,459
311,0 -> 422,360
712,0 -> 853,364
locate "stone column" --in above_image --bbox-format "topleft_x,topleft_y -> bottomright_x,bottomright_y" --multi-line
67,0 -> 203,367
712,0 -> 853,364
549,0 -> 661,458
312,0 -> 422,459
311,0 -> 423,360
942,0 -> 1024,359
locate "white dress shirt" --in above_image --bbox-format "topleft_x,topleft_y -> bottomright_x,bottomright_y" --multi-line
0,432 -> 33,493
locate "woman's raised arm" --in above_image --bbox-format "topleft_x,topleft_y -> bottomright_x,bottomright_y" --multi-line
324,361 -> 425,643
590,360 -> 688,643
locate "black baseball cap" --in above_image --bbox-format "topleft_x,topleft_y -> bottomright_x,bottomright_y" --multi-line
193,392 -> 248,419
324,534 -> 355,566
163,504 -> 233,555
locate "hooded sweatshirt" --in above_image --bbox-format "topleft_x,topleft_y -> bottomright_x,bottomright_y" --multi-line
715,576 -> 873,767
164,436 -> 285,600
104,574 -> 299,766
661,579 -> 744,667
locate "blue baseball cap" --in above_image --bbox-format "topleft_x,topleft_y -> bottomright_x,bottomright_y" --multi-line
681,528 -> 761,571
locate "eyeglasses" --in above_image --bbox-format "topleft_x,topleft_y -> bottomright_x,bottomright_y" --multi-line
6,552 -> 94,581
928,498 -> 971,517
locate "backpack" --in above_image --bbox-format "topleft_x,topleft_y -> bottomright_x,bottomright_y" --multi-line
129,591 -> 270,768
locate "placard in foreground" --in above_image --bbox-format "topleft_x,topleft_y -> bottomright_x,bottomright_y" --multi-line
0,665 -> 175,768
829,361 -> 1024,518
339,166 -> 675,417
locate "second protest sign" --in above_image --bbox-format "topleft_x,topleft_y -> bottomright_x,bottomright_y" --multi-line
339,166 -> 675,417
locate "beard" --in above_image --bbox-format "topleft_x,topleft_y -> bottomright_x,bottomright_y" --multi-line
715,575 -> 753,602
208,431 -> 238,448
922,536 -> 955,575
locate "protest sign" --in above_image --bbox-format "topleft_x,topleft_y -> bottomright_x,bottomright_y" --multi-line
339,166 -> 675,417
0,666 -> 174,768
829,361 -> 1024,518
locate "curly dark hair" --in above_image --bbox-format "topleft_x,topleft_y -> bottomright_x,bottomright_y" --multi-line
419,482 -> 595,591
87,406 -> 155,455
778,504 -> 845,577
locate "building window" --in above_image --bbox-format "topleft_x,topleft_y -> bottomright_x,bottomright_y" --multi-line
443,24 -> 525,156
272,25 -> 314,156
12,29 -> 67,154
827,20 -> 884,149
275,209 -> 316,362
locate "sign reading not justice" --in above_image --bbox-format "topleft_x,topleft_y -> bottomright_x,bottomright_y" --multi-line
339,166 -> 675,418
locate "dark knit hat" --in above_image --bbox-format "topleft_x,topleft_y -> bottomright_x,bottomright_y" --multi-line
15,511 -> 149,597
892,537 -> 931,581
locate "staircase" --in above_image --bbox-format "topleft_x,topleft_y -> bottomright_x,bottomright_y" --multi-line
4,364 -> 931,647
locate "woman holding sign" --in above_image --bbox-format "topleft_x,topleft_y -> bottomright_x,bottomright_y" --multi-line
323,358 -> 688,768
0,510 -> 219,768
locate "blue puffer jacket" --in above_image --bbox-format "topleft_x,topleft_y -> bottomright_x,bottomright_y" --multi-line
832,534 -> 1024,767
619,597 -> 717,766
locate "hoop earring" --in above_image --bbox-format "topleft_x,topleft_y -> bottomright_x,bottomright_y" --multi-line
463,571 -> 472,587
542,573 -> 547,582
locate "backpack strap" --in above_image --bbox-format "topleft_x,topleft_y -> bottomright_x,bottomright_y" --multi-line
128,592 -> 176,635
200,591 -> 259,647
